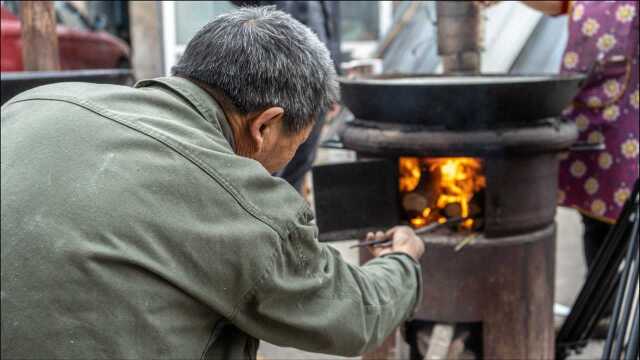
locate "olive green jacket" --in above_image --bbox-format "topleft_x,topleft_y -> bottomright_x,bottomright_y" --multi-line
0,77 -> 421,359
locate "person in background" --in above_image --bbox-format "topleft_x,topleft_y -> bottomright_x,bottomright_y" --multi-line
233,1 -> 341,193
481,0 -> 639,269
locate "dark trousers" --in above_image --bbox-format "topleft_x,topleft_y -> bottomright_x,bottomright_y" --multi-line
278,112 -> 325,192
582,214 -> 613,270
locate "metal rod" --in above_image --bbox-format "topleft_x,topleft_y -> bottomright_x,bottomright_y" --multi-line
565,236 -> 624,347
569,141 -> 606,152
319,139 -> 345,149
415,217 -> 464,235
579,269 -> 620,341
557,180 -> 640,358
559,209 -> 629,349
350,217 -> 465,248
617,240 -> 639,358
604,216 -> 639,357
611,224 -> 639,359
625,302 -> 639,360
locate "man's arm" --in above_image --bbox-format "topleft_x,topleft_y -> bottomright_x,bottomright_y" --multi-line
230,224 -> 424,356
520,1 -> 567,16
477,1 -> 568,16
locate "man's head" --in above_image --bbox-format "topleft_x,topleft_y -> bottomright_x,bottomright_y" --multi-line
172,6 -> 339,173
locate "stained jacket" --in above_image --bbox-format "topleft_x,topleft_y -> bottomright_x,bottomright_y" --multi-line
0,77 -> 421,359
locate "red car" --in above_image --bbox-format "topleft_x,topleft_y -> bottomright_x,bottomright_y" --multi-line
1,1 -> 130,72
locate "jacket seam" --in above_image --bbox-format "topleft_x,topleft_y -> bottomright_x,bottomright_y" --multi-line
8,95 -> 285,233
230,250 -> 279,321
5,96 -> 286,320
138,78 -> 223,135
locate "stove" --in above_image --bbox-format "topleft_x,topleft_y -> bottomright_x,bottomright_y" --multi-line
313,116 -> 576,358
311,2 -> 583,357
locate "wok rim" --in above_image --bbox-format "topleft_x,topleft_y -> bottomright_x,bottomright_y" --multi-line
338,73 -> 586,86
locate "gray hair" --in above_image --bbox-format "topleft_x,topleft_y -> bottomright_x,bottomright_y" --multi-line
172,6 -> 339,133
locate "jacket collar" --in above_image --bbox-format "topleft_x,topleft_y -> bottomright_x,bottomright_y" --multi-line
135,76 -> 236,150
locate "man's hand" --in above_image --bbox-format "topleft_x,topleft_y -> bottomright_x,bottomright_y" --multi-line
367,226 -> 425,262
474,1 -> 566,16
474,0 -> 500,8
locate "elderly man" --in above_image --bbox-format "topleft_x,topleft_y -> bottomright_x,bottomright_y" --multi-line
232,0 -> 341,192
1,7 -> 424,359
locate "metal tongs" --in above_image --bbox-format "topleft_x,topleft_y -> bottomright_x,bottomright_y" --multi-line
350,217 -> 465,248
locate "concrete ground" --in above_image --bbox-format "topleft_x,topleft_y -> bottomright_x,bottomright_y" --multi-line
258,208 -> 605,359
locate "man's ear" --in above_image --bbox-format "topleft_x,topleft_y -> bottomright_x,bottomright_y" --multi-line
249,107 -> 284,152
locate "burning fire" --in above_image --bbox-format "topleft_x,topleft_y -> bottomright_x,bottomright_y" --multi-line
399,157 -> 486,230
399,157 -> 422,192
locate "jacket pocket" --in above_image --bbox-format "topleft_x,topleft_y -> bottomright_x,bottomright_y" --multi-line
201,319 -> 259,360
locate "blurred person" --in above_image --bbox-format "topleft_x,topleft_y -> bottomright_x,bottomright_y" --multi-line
480,1 -> 639,269
233,1 -> 341,193
1,7 -> 424,359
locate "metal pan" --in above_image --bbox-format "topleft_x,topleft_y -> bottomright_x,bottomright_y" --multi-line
339,73 -> 586,129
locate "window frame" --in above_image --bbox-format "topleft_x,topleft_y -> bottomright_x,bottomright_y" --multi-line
54,1 -> 94,32
341,1 -> 393,60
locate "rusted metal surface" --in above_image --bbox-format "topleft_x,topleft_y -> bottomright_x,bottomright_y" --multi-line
484,152 -> 559,237
340,119 -> 578,158
337,120 -> 574,238
361,224 -> 556,358
362,328 -> 402,360
436,1 -> 481,73
320,68 -> 566,356
316,135 -> 572,239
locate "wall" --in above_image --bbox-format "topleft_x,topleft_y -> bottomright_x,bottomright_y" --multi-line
129,1 -> 164,80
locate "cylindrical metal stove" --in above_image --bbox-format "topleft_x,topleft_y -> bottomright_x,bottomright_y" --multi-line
342,119 -> 576,359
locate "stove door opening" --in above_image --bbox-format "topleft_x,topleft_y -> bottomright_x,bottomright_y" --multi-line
399,157 -> 486,233
405,320 -> 483,360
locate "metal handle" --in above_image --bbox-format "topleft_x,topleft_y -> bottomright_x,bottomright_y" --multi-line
320,139 -> 345,150
570,142 -> 606,152
579,54 -> 627,88
349,217 -> 465,248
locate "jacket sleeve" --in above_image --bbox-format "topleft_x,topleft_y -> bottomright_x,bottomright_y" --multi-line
230,219 -> 422,357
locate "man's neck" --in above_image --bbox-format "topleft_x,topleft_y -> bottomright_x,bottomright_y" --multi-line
179,76 -> 256,157
176,77 -> 238,148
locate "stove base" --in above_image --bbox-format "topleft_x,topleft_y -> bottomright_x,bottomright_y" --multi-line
360,224 -> 556,359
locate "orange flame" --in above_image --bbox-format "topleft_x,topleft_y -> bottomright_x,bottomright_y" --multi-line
399,157 -> 422,192
399,157 -> 486,230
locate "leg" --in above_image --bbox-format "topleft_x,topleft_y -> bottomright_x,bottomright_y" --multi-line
581,214 -> 613,270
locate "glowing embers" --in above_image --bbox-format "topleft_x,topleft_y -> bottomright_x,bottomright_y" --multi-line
399,157 -> 486,231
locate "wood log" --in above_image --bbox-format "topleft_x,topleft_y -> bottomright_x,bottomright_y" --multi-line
424,324 -> 455,360
19,1 -> 60,71
402,192 -> 429,213
446,330 -> 471,359
444,203 -> 462,218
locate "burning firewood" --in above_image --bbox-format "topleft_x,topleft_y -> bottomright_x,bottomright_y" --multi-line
399,157 -> 486,231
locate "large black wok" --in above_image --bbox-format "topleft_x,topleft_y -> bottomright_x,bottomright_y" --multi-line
339,74 -> 586,129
